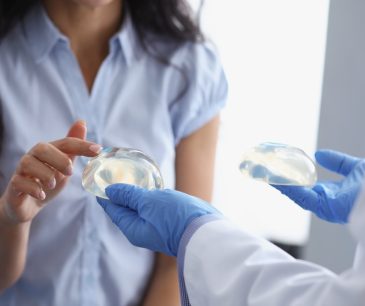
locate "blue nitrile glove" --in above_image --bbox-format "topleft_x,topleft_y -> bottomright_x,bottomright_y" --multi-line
97,184 -> 220,256
272,149 -> 365,223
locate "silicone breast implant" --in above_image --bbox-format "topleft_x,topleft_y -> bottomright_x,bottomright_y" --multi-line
239,142 -> 317,186
82,147 -> 164,199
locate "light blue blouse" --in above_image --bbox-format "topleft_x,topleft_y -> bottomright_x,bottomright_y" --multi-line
0,4 -> 227,306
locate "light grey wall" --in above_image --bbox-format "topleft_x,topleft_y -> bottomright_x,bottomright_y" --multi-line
303,0 -> 365,272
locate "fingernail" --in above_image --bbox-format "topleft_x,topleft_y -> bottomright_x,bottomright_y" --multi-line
48,178 -> 56,189
65,164 -> 73,176
39,190 -> 46,200
89,144 -> 102,153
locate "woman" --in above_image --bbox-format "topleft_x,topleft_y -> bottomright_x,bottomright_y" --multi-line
0,0 -> 227,305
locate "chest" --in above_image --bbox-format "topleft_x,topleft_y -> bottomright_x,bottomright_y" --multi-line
0,51 -> 178,189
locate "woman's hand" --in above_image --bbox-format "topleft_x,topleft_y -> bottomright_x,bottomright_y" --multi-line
0,121 -> 101,225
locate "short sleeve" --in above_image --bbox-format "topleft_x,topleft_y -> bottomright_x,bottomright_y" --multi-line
169,43 -> 228,145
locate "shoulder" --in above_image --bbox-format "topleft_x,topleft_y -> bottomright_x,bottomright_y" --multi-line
162,41 -> 226,93
148,36 -> 222,70
171,41 -> 222,71
168,40 -> 228,143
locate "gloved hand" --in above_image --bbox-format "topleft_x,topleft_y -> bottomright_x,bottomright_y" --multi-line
272,149 -> 365,223
97,184 -> 221,256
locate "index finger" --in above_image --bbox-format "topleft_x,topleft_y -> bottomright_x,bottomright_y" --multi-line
105,184 -> 145,212
51,137 -> 101,157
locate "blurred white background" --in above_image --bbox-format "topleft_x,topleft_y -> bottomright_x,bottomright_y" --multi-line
191,0 -> 330,244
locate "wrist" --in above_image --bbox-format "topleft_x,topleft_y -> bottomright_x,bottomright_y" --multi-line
0,198 -> 9,226
0,199 -> 28,229
0,211 -> 31,239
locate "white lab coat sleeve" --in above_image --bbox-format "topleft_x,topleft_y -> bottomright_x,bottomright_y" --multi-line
177,193 -> 365,306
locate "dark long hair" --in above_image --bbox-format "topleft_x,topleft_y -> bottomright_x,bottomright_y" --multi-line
0,0 -> 204,43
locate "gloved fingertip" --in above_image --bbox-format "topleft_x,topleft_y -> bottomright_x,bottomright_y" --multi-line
104,185 -> 116,199
315,149 -> 334,161
96,197 -> 111,209
105,183 -> 133,199
105,183 -> 145,209
269,184 -> 287,193
314,149 -> 324,159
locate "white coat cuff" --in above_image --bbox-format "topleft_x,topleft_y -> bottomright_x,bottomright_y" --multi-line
177,214 -> 223,306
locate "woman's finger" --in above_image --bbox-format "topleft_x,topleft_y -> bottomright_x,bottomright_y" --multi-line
28,142 -> 73,176
66,120 -> 88,162
67,120 -> 87,140
15,155 -> 57,190
51,137 -> 101,157
28,139 -> 100,176
9,174 -> 45,201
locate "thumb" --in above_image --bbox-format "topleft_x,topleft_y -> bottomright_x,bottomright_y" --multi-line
67,120 -> 87,162
315,149 -> 361,176
67,120 -> 87,139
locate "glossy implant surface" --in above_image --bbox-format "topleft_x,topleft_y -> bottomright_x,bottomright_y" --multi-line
239,142 -> 317,186
82,147 -> 164,199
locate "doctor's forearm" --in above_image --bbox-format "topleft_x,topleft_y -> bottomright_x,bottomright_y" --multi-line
180,218 -> 365,306
0,213 -> 30,293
